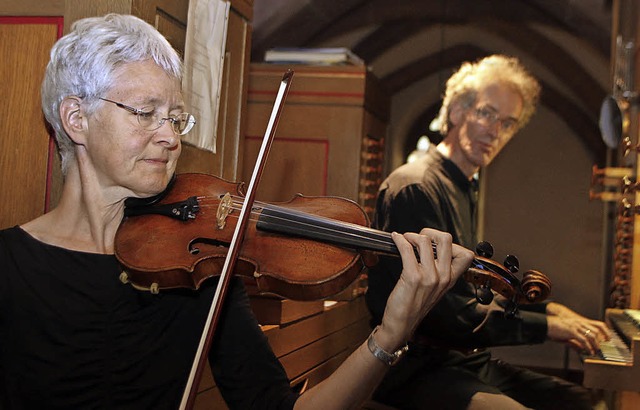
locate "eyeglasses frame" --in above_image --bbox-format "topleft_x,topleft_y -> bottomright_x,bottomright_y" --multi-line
472,105 -> 518,134
98,97 -> 195,136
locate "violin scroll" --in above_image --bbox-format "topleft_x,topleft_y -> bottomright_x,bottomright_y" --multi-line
520,269 -> 552,303
463,242 -> 551,307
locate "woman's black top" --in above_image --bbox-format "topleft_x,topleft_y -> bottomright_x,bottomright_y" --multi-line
0,226 -> 297,409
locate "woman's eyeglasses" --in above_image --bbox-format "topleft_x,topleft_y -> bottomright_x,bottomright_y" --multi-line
99,97 -> 196,136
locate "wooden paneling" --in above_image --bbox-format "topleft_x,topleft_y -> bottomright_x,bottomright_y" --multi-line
249,297 -> 325,325
229,0 -> 252,21
64,0 -> 133,33
0,0 -> 64,16
243,135 -> 329,198
244,63 -> 389,218
193,298 -> 371,409
0,18 -> 61,229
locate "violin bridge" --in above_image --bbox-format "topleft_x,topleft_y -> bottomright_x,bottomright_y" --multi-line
217,192 -> 233,229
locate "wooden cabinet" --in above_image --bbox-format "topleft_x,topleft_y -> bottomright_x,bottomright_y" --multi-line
243,63 -> 389,220
194,297 -> 371,409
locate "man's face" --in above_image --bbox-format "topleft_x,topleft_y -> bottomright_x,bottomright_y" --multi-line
454,83 -> 523,173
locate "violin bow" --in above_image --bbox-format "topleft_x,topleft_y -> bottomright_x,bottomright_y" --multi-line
180,70 -> 294,409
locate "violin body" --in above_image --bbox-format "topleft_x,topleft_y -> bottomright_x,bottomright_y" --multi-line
115,173 -> 370,300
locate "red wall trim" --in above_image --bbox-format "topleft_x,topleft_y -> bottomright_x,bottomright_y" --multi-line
0,16 -> 64,43
249,90 -> 364,99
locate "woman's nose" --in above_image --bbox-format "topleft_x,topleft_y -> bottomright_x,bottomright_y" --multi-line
155,120 -> 180,147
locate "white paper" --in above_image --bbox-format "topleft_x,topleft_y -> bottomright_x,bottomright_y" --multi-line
181,0 -> 230,153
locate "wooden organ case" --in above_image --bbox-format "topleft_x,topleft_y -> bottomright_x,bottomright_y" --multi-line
243,63 -> 389,220
584,1 -> 640,408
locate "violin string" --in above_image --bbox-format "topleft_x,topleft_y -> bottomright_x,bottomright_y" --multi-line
226,196 -> 408,253
192,194 -> 439,255
184,197 -> 524,292
198,194 -> 395,248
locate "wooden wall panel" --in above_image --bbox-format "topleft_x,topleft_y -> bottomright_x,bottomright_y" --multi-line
0,18 -> 61,229
0,0 -> 64,16
243,136 -> 329,201
63,0 -> 132,33
244,64 -> 389,220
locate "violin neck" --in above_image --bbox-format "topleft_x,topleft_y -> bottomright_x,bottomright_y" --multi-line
255,204 -> 507,284
256,204 -> 411,256
253,202 -> 544,304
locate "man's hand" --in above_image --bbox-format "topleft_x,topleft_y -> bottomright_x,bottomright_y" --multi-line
546,302 -> 610,355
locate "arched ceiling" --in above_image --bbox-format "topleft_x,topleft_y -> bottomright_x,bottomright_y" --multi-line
251,0 -> 614,165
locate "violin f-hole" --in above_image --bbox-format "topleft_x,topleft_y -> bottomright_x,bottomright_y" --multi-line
189,238 -> 230,255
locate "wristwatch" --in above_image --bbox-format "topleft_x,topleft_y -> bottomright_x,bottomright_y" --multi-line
367,326 -> 409,366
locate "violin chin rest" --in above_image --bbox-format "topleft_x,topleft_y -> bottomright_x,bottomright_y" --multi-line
124,174 -> 177,210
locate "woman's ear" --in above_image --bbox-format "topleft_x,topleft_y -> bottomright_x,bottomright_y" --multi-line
60,96 -> 87,145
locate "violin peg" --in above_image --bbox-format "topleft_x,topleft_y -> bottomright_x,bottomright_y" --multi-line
503,254 -> 520,274
504,300 -> 518,318
475,284 -> 494,305
476,241 -> 494,258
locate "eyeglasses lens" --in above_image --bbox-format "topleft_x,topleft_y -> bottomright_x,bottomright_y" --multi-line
136,112 -> 196,136
475,107 -> 516,133
173,113 -> 196,136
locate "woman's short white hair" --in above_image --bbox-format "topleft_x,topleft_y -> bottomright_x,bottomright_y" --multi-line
41,13 -> 183,174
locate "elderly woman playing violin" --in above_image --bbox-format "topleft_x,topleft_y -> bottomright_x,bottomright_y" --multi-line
0,14 -> 473,409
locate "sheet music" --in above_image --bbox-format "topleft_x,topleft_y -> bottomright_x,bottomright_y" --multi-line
181,0 -> 230,153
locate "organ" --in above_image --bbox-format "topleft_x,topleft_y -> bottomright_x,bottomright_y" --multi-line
582,309 -> 640,392
583,1 -> 640,408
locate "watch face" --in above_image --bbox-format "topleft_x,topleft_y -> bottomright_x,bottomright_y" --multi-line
599,95 -> 623,149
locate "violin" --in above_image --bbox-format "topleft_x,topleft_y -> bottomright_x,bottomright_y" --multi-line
115,172 -> 551,306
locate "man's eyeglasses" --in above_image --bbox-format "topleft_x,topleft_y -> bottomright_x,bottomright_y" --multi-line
99,97 -> 196,136
473,106 -> 518,134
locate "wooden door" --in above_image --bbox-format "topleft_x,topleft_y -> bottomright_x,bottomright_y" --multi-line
0,17 -> 63,229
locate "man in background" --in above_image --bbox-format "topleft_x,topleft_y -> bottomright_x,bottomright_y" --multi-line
366,55 -> 609,410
